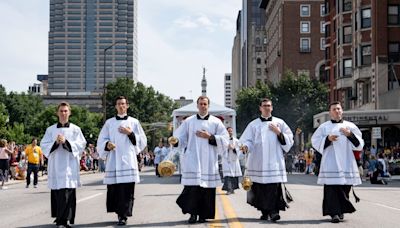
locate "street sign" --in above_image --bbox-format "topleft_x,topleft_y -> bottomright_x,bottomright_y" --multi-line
372,127 -> 381,139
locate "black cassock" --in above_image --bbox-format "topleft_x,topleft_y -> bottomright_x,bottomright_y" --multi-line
51,189 -> 76,225
107,182 -> 136,218
176,186 -> 216,219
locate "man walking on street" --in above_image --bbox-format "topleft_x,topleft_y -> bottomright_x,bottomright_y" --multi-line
25,137 -> 43,188
41,102 -> 87,227
171,96 -> 229,224
311,101 -> 364,223
239,98 -> 294,222
97,96 -> 147,226
221,127 -> 242,195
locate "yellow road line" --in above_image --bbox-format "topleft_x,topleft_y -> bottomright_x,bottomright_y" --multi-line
209,198 -> 225,228
217,188 -> 244,228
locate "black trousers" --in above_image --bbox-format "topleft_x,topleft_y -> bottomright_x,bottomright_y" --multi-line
26,163 -> 39,186
176,186 -> 216,219
247,182 -> 286,215
51,189 -> 76,225
107,182 -> 135,218
322,185 -> 356,216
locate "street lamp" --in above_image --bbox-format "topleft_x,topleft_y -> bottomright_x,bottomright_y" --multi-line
103,39 -> 126,123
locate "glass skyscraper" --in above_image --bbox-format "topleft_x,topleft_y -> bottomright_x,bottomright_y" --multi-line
48,0 -> 137,94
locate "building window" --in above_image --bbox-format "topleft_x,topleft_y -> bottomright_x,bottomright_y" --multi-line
300,5 -> 310,17
343,59 -> 352,76
343,26 -> 352,43
321,4 -> 326,16
361,45 -> 371,65
256,58 -> 261,64
361,8 -> 371,28
320,38 -> 326,50
388,5 -> 400,25
225,75 -> 231,80
343,0 -> 352,12
320,21 -> 325,33
256,68 -> 262,75
300,38 -> 311,53
362,82 -> 371,104
300,21 -> 310,33
389,43 -> 400,62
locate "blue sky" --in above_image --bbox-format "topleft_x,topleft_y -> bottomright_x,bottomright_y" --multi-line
0,0 -> 241,104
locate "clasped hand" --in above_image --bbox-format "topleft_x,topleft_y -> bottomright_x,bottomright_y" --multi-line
56,134 -> 65,144
118,126 -> 132,135
195,130 -> 211,139
269,123 -> 281,135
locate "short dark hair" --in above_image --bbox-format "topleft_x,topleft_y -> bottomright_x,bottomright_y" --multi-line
31,137 -> 37,143
259,98 -> 272,106
328,101 -> 342,110
115,96 -> 129,105
197,96 -> 210,105
227,127 -> 233,130
57,101 -> 71,111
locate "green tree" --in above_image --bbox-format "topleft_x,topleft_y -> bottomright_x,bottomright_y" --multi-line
105,78 -> 178,148
4,92 -> 44,136
236,81 -> 272,133
235,71 -> 328,137
270,71 -> 328,136
0,103 -> 9,139
31,105 -> 102,144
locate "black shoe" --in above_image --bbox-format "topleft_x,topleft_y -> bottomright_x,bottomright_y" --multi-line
198,217 -> 206,223
188,214 -> 197,224
330,215 -> 340,223
260,214 -> 269,220
117,216 -> 127,226
339,214 -> 344,220
270,213 -> 280,222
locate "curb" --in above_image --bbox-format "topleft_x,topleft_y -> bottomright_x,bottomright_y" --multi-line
4,171 -> 96,187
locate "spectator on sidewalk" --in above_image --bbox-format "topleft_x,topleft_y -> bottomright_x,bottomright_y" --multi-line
24,137 -> 43,188
0,139 -> 14,190
9,143 -> 18,180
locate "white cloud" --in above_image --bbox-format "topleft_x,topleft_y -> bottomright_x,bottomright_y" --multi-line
174,16 -> 199,29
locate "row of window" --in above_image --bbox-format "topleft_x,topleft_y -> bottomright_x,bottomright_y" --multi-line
333,43 -> 400,78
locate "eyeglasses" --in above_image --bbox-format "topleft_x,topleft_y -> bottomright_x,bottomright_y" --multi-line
261,104 -> 271,107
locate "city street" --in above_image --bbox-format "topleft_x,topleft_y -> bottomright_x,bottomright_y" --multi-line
1,167 -> 399,228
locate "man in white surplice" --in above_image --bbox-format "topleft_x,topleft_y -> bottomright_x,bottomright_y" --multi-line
97,96 -> 147,226
171,96 -> 228,224
240,98 -> 294,222
311,101 -> 364,223
221,127 -> 242,195
40,102 -> 86,227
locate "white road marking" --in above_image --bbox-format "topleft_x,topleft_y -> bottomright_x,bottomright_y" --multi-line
77,193 -> 103,204
370,202 -> 400,211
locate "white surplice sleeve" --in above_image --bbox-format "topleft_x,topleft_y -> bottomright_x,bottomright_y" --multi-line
97,120 -> 111,160
311,124 -> 327,154
173,120 -> 189,150
239,122 -> 255,153
348,122 -> 364,151
280,121 -> 294,152
69,126 -> 87,157
40,126 -> 55,158
132,119 -> 147,154
213,120 -> 229,155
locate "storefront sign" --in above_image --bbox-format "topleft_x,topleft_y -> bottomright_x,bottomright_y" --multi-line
372,127 -> 382,139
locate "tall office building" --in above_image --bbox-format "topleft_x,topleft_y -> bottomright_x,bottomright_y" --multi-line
48,0 -> 137,95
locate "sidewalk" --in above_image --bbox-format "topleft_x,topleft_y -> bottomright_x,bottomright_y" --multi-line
4,170 -> 96,187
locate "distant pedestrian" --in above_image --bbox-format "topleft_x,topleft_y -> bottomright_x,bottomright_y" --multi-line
24,137 -> 43,188
0,139 -> 13,190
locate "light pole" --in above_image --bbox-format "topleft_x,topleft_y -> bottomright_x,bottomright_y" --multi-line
103,39 -> 126,123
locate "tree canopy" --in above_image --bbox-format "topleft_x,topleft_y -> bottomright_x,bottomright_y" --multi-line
235,71 -> 328,138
